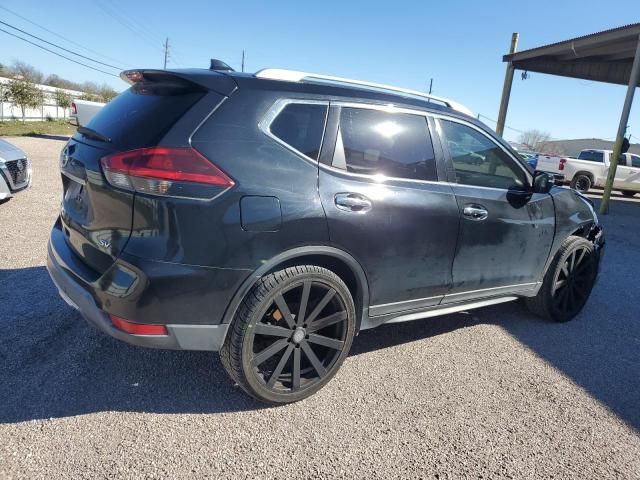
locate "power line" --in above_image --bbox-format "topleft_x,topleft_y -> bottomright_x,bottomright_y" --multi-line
95,1 -> 163,52
0,27 -> 118,77
0,19 -> 122,70
477,113 -> 525,134
0,5 -> 128,68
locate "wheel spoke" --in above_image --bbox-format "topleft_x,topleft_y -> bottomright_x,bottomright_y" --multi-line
561,263 -> 570,278
252,338 -> 289,366
267,344 -> 294,388
308,311 -> 347,332
274,294 -> 296,329
553,278 -> 566,294
568,250 -> 576,271
254,323 -> 291,337
305,288 -> 336,324
297,281 -> 311,326
301,342 -> 327,378
575,248 -> 587,268
292,347 -> 301,390
307,333 -> 344,351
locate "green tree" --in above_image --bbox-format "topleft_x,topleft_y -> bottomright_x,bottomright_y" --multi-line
54,89 -> 72,119
97,84 -> 118,102
7,78 -> 44,122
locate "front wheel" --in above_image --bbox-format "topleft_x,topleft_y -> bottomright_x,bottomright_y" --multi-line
570,174 -> 592,193
525,236 -> 598,322
220,265 -> 356,404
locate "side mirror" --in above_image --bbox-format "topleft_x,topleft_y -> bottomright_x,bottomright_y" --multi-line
532,171 -> 555,194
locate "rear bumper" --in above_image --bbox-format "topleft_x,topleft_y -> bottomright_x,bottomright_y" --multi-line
46,221 -> 250,351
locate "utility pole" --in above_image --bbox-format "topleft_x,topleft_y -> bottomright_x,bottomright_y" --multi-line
428,78 -> 433,94
163,37 -> 170,69
496,33 -> 519,137
241,50 -> 245,72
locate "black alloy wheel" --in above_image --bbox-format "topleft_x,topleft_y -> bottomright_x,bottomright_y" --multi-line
525,236 -> 598,322
220,266 -> 356,404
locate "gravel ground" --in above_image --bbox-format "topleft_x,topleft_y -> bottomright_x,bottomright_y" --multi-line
1,136 -> 639,479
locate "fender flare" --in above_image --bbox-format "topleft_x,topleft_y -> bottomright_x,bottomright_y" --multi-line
220,246 -> 370,330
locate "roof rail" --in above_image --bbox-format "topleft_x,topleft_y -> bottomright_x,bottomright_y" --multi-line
254,68 -> 473,116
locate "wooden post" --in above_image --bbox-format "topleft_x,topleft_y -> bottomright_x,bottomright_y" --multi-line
496,33 -> 519,137
600,34 -> 640,214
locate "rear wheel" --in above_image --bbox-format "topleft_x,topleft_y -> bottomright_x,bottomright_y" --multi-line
525,236 -> 598,322
570,174 -> 592,193
621,190 -> 637,197
220,265 -> 356,404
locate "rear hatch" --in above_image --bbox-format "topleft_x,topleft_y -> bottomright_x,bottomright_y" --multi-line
59,72 -> 213,274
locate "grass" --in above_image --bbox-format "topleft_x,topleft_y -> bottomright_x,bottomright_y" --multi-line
0,120 -> 76,137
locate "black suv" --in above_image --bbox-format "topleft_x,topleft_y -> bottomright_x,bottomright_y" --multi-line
47,65 -> 604,404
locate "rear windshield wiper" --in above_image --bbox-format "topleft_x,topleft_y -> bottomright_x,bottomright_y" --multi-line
77,126 -> 111,143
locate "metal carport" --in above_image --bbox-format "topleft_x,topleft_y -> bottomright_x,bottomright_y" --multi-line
495,24 -> 640,213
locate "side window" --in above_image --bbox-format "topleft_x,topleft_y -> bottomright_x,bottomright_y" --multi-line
440,120 -> 527,190
618,155 -> 628,167
269,103 -> 328,160
578,150 -> 604,163
333,107 -> 437,181
631,155 -> 640,168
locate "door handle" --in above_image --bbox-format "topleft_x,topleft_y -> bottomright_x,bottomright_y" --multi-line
463,204 -> 488,221
334,193 -> 372,212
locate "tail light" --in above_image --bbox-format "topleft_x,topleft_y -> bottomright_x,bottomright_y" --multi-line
100,147 -> 234,199
109,314 -> 168,335
559,158 -> 567,171
71,102 -> 77,114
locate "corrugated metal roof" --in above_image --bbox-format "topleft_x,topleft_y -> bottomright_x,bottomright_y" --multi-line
502,24 -> 640,86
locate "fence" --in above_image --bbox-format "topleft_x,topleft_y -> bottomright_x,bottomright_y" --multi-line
0,77 -> 84,122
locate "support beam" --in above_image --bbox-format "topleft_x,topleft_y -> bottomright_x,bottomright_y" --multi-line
496,33 -> 519,137
600,34 -> 640,214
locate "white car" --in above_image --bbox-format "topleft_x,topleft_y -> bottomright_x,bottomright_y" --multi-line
0,139 -> 32,202
536,149 -> 640,196
69,99 -> 105,127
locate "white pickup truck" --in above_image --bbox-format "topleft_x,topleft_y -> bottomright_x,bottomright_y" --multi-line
69,99 -> 105,127
536,149 -> 640,197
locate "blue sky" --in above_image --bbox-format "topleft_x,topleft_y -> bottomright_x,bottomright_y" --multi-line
1,0 -> 638,142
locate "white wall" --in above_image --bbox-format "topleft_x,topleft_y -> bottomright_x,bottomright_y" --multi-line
0,77 -> 84,122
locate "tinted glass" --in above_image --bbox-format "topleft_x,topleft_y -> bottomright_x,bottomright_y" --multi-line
334,107 -> 437,181
631,155 -> 640,168
270,103 -> 328,160
441,120 -> 526,190
85,83 -> 205,151
577,150 -> 604,163
618,155 -> 628,167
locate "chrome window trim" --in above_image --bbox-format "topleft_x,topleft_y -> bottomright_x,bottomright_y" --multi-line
326,101 -> 445,186
431,114 -> 533,187
258,98 -> 330,165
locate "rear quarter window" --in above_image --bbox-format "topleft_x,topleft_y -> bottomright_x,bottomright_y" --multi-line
268,103 -> 328,161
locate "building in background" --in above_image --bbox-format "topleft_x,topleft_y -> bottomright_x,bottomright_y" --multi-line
0,77 -> 82,121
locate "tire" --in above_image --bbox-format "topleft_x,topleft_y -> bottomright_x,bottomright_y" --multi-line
621,190 -> 636,197
220,265 -> 356,404
570,174 -> 592,193
525,236 -> 598,322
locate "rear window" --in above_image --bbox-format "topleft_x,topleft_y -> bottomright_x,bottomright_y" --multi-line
578,150 -> 604,163
84,83 -> 205,150
269,103 -> 328,160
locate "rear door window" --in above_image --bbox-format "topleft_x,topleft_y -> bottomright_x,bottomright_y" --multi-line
630,154 -> 640,168
578,150 -> 605,163
269,103 -> 328,161
332,107 -> 437,181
